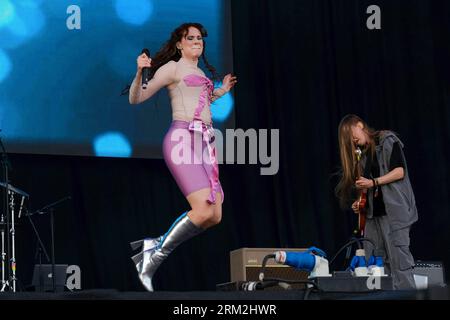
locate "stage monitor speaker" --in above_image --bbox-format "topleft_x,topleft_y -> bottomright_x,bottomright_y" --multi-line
32,264 -> 68,292
413,260 -> 446,288
229,247 -> 309,290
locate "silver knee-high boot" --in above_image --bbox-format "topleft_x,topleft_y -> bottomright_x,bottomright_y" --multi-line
130,236 -> 162,291
130,236 -> 162,269
131,212 -> 204,291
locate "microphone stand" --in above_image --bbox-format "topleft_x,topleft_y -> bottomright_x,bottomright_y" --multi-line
0,134 -> 11,291
26,209 -> 50,291
27,196 -> 71,292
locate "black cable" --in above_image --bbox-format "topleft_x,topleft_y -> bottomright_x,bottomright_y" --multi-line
328,237 -> 376,268
343,243 -> 354,270
354,237 -> 362,249
257,280 -> 279,290
241,278 -> 320,292
257,253 -> 321,292
342,237 -> 361,269
262,277 -> 319,290
329,239 -> 360,267
304,286 -> 315,300
356,238 -> 377,254
259,254 -> 275,281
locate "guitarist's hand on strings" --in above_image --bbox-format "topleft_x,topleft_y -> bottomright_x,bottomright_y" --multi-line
355,176 -> 374,189
351,201 -> 360,214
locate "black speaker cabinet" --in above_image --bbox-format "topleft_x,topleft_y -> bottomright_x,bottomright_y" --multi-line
414,260 -> 446,287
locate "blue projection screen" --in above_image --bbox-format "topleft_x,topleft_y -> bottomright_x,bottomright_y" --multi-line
0,0 -> 234,158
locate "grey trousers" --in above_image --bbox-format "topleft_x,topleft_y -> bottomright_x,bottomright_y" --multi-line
364,216 -> 416,290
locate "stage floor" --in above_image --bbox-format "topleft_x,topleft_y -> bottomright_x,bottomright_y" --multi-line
0,287 -> 448,300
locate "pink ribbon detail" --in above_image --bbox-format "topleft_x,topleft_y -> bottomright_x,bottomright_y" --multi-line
183,74 -> 220,204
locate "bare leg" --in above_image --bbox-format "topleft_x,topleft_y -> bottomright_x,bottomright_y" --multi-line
186,188 -> 222,229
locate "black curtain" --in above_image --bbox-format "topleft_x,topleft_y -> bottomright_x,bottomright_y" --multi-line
2,0 -> 449,291
230,0 -> 450,282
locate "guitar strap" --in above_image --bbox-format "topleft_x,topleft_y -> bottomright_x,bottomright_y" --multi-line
363,150 -> 373,179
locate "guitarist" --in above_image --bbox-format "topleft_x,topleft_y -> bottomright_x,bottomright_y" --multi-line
335,114 -> 418,290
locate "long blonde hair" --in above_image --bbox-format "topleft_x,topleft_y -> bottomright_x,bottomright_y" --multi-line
335,115 -> 379,208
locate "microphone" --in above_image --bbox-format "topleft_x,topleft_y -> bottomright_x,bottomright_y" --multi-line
141,48 -> 151,89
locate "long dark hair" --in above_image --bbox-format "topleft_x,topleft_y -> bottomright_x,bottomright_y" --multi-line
149,22 -> 219,80
335,114 -> 381,208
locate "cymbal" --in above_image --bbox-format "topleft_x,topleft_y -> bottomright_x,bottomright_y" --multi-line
0,182 -> 29,197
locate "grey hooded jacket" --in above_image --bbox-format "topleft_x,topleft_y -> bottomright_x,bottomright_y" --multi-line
361,131 -> 418,231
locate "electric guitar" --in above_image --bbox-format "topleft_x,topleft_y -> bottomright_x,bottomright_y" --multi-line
355,147 -> 367,237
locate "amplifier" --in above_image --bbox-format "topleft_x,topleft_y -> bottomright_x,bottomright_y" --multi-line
413,260 -> 446,287
228,247 -> 309,290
